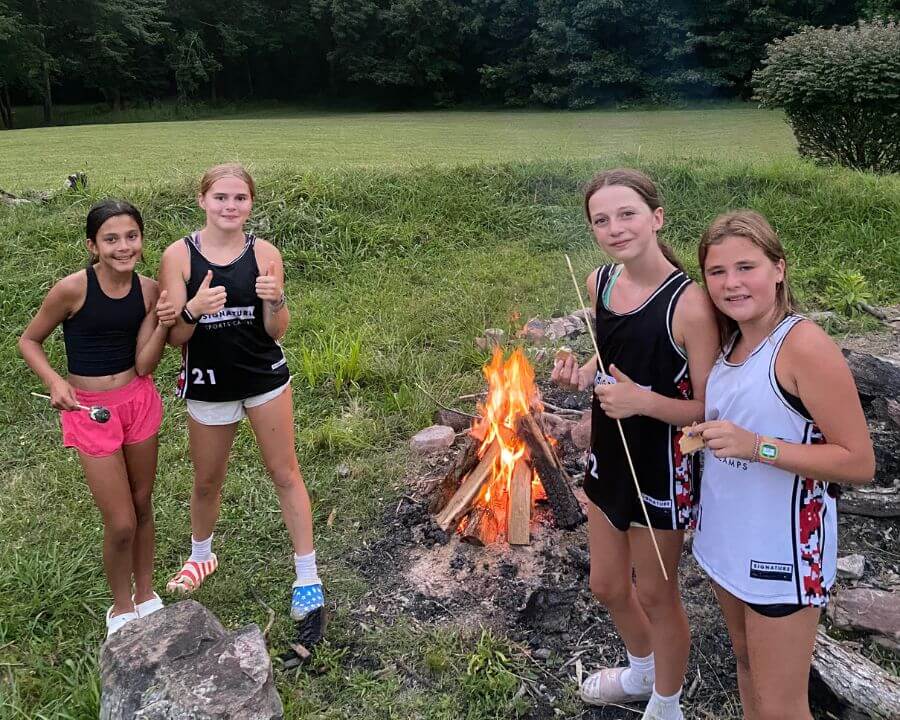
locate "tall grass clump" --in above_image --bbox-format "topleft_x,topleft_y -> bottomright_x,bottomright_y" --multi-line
0,158 -> 897,719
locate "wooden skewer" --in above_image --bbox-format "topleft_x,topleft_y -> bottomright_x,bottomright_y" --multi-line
564,255 -> 669,581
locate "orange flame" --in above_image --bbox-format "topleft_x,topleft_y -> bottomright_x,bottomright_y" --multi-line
469,347 -> 547,526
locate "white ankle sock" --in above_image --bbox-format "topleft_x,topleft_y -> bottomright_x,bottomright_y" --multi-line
189,534 -> 213,563
620,650 -> 655,695
642,686 -> 683,720
294,551 -> 321,585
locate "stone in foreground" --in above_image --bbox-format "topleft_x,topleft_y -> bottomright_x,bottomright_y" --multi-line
836,553 -> 865,580
409,424 -> 456,454
100,600 -> 283,720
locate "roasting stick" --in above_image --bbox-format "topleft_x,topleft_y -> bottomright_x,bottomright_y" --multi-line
564,255 -> 669,581
30,392 -> 111,423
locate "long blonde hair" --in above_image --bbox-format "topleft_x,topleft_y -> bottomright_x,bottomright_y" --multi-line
199,163 -> 256,199
699,210 -> 796,347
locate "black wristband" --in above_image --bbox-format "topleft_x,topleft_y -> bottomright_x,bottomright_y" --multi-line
181,306 -> 199,324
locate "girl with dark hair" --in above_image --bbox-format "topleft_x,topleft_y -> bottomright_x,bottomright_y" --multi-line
159,164 -> 325,635
691,210 -> 874,720
19,199 -> 176,638
552,169 -> 719,720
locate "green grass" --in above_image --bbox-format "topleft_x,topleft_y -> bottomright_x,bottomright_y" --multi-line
0,106 -> 797,192
0,145 -> 898,718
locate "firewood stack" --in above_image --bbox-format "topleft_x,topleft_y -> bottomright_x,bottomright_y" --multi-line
429,410 -> 585,546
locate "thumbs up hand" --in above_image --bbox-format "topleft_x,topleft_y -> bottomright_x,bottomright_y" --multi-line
255,259 -> 284,306
156,289 -> 177,327
187,269 -> 227,317
594,363 -> 649,419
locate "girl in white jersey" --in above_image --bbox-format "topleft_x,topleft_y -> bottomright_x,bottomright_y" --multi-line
691,210 -> 874,720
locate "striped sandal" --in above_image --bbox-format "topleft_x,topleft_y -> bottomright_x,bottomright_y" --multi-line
165,554 -> 218,594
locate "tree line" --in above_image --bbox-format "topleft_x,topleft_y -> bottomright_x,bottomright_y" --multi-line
0,0 -> 896,128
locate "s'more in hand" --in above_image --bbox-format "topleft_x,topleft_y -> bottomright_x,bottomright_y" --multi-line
679,424 -> 705,455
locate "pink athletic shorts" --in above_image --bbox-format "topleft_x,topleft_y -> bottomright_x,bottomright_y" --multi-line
61,375 -> 163,457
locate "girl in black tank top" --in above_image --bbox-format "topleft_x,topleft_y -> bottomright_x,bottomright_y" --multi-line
19,200 -> 176,638
160,164 -> 325,641
551,170 -> 719,719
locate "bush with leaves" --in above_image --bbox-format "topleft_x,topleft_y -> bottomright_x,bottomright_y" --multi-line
753,20 -> 900,173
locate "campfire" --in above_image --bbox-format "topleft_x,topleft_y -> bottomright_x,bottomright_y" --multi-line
429,348 -> 585,545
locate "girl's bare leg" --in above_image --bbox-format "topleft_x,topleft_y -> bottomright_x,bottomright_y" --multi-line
187,418 -> 238,541
79,450 -> 136,616
122,434 -> 159,604
629,527 -> 688,696
587,502 -> 652,656
246,385 -> 314,555
744,603 -> 819,720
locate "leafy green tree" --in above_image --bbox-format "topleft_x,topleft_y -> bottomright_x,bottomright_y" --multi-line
77,0 -> 167,109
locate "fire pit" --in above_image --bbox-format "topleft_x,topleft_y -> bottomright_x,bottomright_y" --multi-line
427,348 -> 585,545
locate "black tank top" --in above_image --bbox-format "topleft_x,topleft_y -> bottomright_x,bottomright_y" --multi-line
62,264 -> 145,376
176,234 -> 289,401
586,264 -> 698,531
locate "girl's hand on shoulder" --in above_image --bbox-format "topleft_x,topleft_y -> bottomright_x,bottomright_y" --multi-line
255,260 -> 284,304
594,365 -> 646,419
155,290 -> 177,327
49,378 -> 80,411
694,420 -> 756,460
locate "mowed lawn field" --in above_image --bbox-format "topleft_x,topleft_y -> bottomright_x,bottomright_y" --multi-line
1,109 -> 898,719
0,106 -> 796,192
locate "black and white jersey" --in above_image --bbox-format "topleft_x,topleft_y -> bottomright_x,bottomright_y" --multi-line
586,264 -> 696,531
693,315 -> 836,607
176,233 -> 289,402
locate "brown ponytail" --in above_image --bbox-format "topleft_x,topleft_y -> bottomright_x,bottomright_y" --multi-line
582,168 -> 684,272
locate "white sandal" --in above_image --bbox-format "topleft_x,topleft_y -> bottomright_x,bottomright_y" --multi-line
579,667 -> 652,706
133,592 -> 164,618
105,606 -> 139,638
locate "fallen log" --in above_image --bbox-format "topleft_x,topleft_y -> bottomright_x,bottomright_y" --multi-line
811,628 -> 900,720
460,505 -> 499,546
838,486 -> 900,518
517,412 -> 585,529
507,459 -> 531,545
427,436 -> 479,514
434,441 -> 501,532
842,349 -> 900,402
432,408 -> 474,432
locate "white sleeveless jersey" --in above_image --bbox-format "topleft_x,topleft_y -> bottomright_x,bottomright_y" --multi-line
693,315 -> 837,607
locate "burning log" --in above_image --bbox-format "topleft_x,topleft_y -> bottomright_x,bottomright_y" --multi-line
518,413 -> 585,529
461,506 -> 500,546
434,441 -> 501,532
507,459 -> 532,545
428,436 -> 479,514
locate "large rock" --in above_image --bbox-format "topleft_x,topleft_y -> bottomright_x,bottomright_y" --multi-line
571,409 -> 592,450
827,588 -> 900,638
100,600 -> 283,720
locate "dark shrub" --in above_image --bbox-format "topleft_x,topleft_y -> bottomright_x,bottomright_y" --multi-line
753,20 -> 900,174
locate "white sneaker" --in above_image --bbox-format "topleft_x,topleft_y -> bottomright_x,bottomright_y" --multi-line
106,606 -> 139,638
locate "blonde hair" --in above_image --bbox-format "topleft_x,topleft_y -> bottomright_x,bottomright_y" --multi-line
199,163 -> 256,199
698,210 -> 796,347
582,167 -> 684,272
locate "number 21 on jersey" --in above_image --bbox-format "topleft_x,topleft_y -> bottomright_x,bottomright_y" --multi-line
192,368 -> 217,385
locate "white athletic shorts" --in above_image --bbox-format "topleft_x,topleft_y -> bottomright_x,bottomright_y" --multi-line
186,380 -> 290,426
